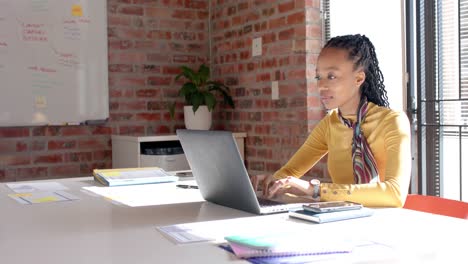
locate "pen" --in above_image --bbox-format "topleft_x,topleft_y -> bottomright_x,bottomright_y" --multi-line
176,184 -> 199,189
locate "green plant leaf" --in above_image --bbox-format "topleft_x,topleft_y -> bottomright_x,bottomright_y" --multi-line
179,83 -> 197,104
176,66 -> 196,82
207,82 -> 235,109
191,93 -> 204,113
198,64 -> 210,86
203,92 -> 216,111
168,102 -> 176,120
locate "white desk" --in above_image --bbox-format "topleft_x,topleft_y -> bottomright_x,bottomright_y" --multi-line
0,177 -> 467,264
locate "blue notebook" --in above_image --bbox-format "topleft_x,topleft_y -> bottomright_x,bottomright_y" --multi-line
289,207 -> 374,223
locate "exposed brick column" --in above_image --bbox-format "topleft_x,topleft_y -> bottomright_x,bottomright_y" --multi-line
210,0 -> 327,179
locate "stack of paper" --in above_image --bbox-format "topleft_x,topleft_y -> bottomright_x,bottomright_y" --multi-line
93,167 -> 178,187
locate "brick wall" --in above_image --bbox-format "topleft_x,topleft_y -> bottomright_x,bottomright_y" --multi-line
210,0 -> 327,179
0,0 -> 209,181
0,0 -> 327,182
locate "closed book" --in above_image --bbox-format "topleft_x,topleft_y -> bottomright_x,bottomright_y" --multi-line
289,207 -> 374,223
224,233 -> 352,258
93,167 -> 178,187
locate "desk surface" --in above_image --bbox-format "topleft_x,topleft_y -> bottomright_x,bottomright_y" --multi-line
0,177 -> 467,264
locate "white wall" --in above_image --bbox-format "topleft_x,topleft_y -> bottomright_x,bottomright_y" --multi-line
329,0 -> 406,110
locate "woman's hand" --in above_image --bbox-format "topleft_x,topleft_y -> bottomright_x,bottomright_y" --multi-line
250,174 -> 276,196
267,176 -> 313,198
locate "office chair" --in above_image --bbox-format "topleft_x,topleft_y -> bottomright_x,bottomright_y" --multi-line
403,194 -> 468,219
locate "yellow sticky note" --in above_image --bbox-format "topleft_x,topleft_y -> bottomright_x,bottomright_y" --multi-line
71,4 -> 83,17
33,196 -> 59,203
102,172 -> 121,177
12,193 -> 32,197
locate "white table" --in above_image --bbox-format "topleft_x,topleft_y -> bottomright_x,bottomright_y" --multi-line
0,177 -> 466,264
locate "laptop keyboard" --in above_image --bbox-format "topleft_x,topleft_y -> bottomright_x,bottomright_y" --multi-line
257,197 -> 283,206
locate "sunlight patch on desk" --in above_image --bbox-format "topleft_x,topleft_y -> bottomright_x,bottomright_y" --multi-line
81,180 -> 204,207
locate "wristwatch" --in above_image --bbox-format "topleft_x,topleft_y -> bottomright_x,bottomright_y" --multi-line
309,179 -> 321,199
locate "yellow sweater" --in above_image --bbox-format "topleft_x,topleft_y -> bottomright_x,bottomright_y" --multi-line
273,103 -> 412,207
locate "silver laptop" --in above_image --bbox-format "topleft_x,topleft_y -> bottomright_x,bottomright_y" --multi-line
176,129 -> 304,215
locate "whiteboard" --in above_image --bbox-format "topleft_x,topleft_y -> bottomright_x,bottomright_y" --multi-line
0,0 -> 108,126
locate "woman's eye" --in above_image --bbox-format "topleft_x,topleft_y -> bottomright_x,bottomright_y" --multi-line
314,76 -> 321,81
328,75 -> 336,80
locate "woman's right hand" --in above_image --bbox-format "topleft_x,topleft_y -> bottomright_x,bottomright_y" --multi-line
250,174 -> 276,196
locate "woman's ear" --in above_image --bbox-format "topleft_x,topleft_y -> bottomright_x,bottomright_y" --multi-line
355,71 -> 366,87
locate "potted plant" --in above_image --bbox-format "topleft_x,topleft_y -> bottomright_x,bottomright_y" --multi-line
172,64 -> 235,130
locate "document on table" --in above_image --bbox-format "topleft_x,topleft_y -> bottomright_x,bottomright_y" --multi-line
82,180 -> 204,207
8,191 -> 79,205
156,214 -> 308,245
6,182 -> 68,193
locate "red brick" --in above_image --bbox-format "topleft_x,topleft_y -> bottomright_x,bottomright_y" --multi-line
147,30 -> 172,40
64,152 -> 93,162
92,126 -> 112,135
148,76 -> 172,86
93,150 -> 112,160
118,101 -> 147,111
119,126 -> 145,135
17,141 -> 28,152
31,141 -> 46,151
136,113 -> 161,121
0,155 -> 31,166
78,139 -> 110,150
48,140 -> 77,150
279,28 -> 294,40
0,128 -> 29,137
279,1 -> 295,13
287,11 -> 305,24
118,6 -> 144,16
0,141 -> 16,152
136,88 -> 161,98
15,167 -> 48,180
50,165 -> 80,176
62,127 -> 90,136
108,15 -> 132,26
34,154 -> 62,164
109,64 -> 134,73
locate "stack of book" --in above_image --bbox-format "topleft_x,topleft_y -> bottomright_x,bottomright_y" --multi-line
93,167 -> 178,187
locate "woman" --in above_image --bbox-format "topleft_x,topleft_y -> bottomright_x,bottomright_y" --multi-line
252,34 -> 411,207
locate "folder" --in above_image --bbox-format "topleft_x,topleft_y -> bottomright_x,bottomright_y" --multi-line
93,167 -> 178,187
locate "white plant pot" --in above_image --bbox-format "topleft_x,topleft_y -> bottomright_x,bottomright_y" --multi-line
183,105 -> 212,130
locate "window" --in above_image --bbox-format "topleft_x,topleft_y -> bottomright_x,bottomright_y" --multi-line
415,0 -> 468,201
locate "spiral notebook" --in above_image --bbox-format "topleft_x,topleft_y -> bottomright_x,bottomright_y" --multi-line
224,233 -> 352,258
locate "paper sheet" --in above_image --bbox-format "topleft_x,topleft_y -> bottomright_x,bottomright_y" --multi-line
82,180 -> 204,207
8,191 -> 80,205
156,214 -> 306,245
6,182 -> 68,193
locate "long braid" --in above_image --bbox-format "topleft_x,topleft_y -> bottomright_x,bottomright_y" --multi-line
324,34 -> 389,107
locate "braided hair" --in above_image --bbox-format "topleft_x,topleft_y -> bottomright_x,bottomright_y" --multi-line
324,34 -> 389,107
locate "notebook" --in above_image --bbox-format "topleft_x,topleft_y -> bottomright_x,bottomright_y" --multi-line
289,207 -> 374,223
176,129 -> 305,214
224,233 -> 352,258
93,167 -> 178,187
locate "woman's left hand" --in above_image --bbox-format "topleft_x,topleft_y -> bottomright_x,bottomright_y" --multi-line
267,176 -> 314,198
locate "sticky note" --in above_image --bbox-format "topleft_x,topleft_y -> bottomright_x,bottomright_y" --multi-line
71,4 -> 83,17
33,196 -> 59,203
35,95 -> 47,108
101,172 -> 121,177
11,193 -> 32,197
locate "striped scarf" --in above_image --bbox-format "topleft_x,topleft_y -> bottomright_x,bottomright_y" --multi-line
338,98 -> 380,184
